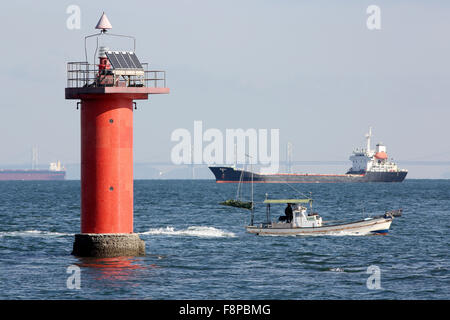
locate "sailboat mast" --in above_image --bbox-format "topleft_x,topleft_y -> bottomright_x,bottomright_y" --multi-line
250,161 -> 254,226
265,193 -> 270,224
251,164 -> 254,204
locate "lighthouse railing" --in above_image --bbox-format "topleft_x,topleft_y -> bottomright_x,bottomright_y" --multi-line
66,62 -> 167,89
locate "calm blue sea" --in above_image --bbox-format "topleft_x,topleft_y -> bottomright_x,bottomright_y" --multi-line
0,179 -> 448,299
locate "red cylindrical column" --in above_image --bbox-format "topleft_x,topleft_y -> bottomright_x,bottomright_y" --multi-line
80,97 -> 134,234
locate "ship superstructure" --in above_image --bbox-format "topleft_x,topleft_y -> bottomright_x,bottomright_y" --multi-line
347,127 -> 407,175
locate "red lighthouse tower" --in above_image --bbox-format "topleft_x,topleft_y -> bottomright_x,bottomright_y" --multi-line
66,13 -> 169,257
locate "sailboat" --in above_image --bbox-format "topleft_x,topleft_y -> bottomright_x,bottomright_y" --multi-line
220,159 -> 256,224
220,159 -> 397,236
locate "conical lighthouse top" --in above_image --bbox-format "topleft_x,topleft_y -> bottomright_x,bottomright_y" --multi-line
95,12 -> 112,31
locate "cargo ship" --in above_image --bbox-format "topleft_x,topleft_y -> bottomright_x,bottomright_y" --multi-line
209,128 -> 407,183
0,161 -> 66,181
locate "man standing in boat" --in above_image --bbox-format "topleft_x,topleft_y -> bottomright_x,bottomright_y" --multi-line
285,203 -> 293,223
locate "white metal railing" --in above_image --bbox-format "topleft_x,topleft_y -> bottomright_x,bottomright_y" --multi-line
66,62 -> 166,89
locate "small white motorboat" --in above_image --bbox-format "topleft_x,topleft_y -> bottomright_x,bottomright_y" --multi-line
245,198 -> 394,236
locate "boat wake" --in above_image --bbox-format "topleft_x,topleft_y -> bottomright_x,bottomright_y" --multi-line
139,226 -> 236,238
0,230 -> 73,237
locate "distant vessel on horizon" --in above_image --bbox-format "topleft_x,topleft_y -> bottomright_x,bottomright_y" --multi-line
209,127 -> 408,183
0,147 -> 66,181
0,161 -> 66,181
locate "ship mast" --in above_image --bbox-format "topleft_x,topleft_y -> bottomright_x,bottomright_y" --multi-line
366,127 -> 372,155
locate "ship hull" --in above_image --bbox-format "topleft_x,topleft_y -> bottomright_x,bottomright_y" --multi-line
246,217 -> 393,236
0,170 -> 66,181
209,167 -> 407,183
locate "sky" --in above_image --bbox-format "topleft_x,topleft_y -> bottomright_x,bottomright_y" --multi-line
0,0 -> 449,178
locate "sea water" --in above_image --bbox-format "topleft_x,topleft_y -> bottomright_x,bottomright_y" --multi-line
0,179 -> 448,299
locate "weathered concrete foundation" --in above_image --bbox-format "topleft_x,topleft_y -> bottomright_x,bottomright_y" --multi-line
72,233 -> 145,257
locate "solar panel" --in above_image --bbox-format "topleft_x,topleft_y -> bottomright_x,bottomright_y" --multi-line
128,52 -> 143,69
106,52 -> 121,68
105,51 -> 144,70
116,52 -> 128,68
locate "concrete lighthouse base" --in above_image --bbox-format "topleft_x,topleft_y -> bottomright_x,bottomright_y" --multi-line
72,233 -> 145,257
